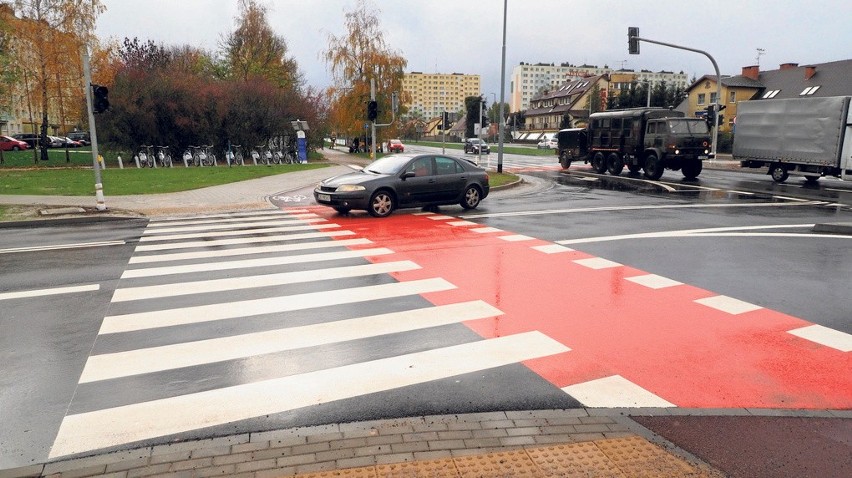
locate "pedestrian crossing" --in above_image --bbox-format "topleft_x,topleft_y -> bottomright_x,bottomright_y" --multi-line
49,209 -> 569,459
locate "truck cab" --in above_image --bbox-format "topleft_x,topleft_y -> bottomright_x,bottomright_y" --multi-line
643,118 -> 712,179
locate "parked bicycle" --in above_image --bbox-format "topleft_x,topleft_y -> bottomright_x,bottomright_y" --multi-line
155,145 -> 172,168
136,145 -> 154,168
183,147 -> 197,167
226,145 -> 245,167
190,145 -> 216,167
250,145 -> 263,165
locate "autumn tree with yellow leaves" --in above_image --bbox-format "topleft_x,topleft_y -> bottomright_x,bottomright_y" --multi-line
6,0 -> 104,161
323,0 -> 409,142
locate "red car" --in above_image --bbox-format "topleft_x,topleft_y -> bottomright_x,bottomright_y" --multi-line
0,135 -> 29,151
387,139 -> 404,153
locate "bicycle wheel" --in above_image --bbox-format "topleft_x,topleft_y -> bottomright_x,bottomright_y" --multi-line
192,153 -> 201,167
235,152 -> 244,166
204,153 -> 215,167
163,154 -> 172,168
272,152 -> 281,164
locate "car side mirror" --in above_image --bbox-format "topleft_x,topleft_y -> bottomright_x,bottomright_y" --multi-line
401,171 -> 416,180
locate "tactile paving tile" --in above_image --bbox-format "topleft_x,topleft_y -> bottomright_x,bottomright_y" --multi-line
594,436 -> 701,477
297,466 -> 377,478
453,449 -> 540,478
376,458 -> 458,478
526,442 -> 625,477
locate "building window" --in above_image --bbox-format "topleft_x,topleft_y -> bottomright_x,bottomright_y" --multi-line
698,93 -> 706,105
762,90 -> 781,99
800,86 -> 821,96
729,91 -> 736,103
710,92 -> 717,104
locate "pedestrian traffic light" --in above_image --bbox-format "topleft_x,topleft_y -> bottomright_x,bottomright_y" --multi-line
92,84 -> 109,114
442,111 -> 449,130
367,100 -> 378,121
628,27 -> 640,55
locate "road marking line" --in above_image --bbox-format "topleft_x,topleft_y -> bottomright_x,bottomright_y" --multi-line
426,215 -> 454,221
0,284 -> 100,301
80,300 -> 504,383
128,238 -> 373,264
562,375 -> 676,408
466,202 -> 826,219
787,325 -> 852,352
140,223 -> 340,242
112,260 -> 420,302
145,214 -> 322,229
135,230 -> 355,252
50,331 -> 568,458
100,278 -> 456,334
447,220 -> 477,226
471,227 -> 503,233
499,234 -> 535,242
729,190 -> 755,195
0,240 -> 126,254
149,210 -> 286,222
532,244 -> 575,254
694,295 -> 763,315
556,224 -> 815,245
144,217 -> 326,235
772,195 -> 810,202
122,247 -> 393,279
625,274 -> 683,289
574,258 -> 622,270
412,212 -> 434,216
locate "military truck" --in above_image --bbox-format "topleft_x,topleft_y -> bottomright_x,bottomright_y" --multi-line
556,107 -> 713,180
734,96 -> 852,183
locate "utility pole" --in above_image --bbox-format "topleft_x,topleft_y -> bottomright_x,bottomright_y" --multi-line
497,0 -> 508,173
477,96 -> 484,165
370,78 -> 377,160
80,45 -> 106,211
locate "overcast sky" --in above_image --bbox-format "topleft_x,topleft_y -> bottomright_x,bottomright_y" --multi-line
96,0 -> 852,101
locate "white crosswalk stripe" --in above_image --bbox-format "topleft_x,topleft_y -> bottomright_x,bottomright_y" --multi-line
50,211 -> 569,459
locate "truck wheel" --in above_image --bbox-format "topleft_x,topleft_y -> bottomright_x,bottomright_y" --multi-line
559,152 -> 572,169
606,153 -> 624,176
769,164 -> 788,183
627,164 -> 642,174
591,152 -> 607,174
643,154 -> 664,180
682,159 -> 703,179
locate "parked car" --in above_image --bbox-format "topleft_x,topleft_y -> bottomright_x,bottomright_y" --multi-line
0,135 -> 29,151
46,136 -> 66,148
67,131 -> 90,146
60,137 -> 82,148
314,153 -> 490,217
537,136 -> 558,149
463,138 -> 490,154
387,139 -> 404,153
12,133 -> 40,148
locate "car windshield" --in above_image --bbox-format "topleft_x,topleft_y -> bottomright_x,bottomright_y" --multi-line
667,119 -> 709,134
364,155 -> 415,174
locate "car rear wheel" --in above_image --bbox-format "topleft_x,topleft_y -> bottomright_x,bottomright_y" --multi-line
460,185 -> 482,209
368,190 -> 395,217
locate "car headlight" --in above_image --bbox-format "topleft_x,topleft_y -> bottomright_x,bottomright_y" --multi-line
336,184 -> 366,192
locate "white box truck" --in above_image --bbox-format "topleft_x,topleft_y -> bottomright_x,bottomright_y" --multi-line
734,96 -> 852,183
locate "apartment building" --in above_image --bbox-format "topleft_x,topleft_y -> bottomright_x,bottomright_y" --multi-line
510,62 -> 688,112
402,72 -> 480,120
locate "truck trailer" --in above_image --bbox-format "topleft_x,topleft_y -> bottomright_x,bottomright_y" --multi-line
556,107 -> 713,180
734,96 -> 852,183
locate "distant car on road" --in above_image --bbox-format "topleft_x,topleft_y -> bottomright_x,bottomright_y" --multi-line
0,135 -> 29,151
463,138 -> 490,154
537,136 -> 558,149
314,153 -> 490,217
387,139 -> 405,153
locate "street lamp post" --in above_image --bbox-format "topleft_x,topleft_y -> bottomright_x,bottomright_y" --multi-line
497,0 -> 508,173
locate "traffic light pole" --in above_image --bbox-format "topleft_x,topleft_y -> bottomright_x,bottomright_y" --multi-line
80,45 -> 106,211
370,78 -> 377,160
628,31 -> 720,157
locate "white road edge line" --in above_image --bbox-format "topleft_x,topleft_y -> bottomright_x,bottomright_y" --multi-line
0,241 -> 126,254
0,284 -> 100,301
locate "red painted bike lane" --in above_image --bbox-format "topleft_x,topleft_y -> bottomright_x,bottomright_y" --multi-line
306,207 -> 851,410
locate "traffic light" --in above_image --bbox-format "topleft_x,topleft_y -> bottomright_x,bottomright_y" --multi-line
481,111 -> 489,128
367,100 -> 378,121
628,27 -> 640,55
92,84 -> 109,114
705,104 -> 716,124
442,111 -> 450,130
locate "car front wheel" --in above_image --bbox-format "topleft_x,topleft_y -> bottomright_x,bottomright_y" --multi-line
368,190 -> 395,217
460,185 -> 482,209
